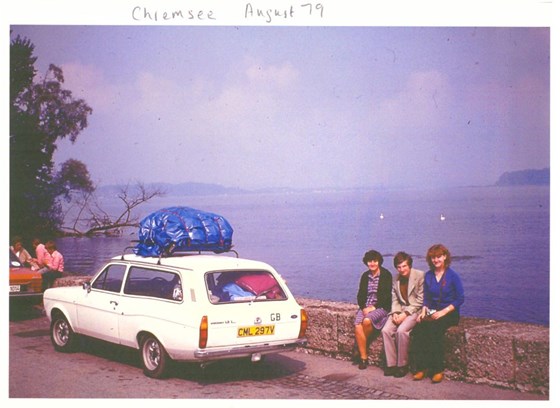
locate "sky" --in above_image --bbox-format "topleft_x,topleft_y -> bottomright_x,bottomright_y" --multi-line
6,2 -> 552,192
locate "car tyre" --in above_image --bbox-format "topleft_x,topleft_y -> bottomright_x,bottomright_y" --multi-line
140,334 -> 170,379
50,314 -> 78,352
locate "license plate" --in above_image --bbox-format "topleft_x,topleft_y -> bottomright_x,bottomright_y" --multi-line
237,325 -> 275,337
9,285 -> 21,293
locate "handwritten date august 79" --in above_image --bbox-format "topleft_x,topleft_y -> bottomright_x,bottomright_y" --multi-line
244,3 -> 324,23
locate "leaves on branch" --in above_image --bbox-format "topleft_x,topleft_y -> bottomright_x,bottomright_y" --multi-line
10,34 -> 94,238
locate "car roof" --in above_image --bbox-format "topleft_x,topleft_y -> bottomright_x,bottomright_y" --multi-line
113,253 -> 274,273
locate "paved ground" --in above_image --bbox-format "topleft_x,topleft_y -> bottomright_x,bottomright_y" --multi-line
8,307 -> 549,402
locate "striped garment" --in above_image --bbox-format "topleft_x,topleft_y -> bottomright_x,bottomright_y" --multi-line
354,273 -> 388,329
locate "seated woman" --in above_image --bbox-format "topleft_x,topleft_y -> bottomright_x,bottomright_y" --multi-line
412,243 -> 465,383
354,249 -> 392,370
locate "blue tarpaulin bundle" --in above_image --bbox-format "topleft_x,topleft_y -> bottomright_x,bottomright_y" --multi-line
134,206 -> 234,257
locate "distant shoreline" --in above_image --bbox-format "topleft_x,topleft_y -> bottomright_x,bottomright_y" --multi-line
96,178 -> 550,198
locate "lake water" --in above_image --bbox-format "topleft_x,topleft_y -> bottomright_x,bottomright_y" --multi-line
56,185 -> 550,326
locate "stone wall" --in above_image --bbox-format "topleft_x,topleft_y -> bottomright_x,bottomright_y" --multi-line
54,275 -> 92,287
297,298 -> 549,395
52,277 -> 549,395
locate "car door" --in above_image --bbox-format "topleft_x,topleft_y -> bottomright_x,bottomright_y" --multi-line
76,263 -> 127,344
117,265 -> 184,348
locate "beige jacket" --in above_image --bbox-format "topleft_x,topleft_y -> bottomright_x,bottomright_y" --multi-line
389,267 -> 424,315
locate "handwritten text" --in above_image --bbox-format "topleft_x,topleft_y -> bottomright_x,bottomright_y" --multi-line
132,6 -> 216,22
244,3 -> 324,24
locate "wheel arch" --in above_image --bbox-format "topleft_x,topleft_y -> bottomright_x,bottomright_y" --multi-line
137,330 -> 158,349
46,297 -> 79,330
49,307 -> 75,331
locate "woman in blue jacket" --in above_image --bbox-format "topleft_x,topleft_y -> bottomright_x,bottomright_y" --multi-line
412,244 -> 464,383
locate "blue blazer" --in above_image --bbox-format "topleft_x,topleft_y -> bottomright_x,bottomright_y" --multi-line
423,267 -> 464,313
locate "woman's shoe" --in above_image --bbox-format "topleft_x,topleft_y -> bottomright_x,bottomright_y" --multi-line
412,371 -> 426,380
431,372 -> 444,383
358,359 -> 368,370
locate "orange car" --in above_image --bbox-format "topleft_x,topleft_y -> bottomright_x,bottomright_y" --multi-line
9,250 -> 44,306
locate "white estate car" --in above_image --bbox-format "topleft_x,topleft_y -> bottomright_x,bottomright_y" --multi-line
43,252 -> 308,378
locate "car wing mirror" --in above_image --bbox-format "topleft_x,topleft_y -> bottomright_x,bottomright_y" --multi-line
83,281 -> 92,293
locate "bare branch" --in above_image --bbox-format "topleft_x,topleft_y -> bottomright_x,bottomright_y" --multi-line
60,182 -> 166,237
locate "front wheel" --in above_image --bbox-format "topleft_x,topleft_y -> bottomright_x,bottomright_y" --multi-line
50,314 -> 78,352
140,334 -> 170,379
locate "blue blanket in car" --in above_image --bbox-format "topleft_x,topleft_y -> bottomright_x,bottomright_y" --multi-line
134,206 -> 233,256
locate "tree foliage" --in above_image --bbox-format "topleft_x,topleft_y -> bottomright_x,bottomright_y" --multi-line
54,159 -> 95,201
10,35 -> 94,238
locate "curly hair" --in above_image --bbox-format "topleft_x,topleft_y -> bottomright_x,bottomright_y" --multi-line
362,249 -> 384,266
426,244 -> 451,269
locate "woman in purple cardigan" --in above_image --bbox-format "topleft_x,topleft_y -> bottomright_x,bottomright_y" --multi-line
412,244 -> 464,383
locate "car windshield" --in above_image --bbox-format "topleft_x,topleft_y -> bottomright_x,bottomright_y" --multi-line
206,270 -> 287,304
9,250 -> 23,267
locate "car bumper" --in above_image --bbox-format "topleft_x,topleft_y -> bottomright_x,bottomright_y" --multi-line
193,338 -> 308,361
9,292 -> 44,306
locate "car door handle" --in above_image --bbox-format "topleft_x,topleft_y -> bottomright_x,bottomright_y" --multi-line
110,300 -> 119,306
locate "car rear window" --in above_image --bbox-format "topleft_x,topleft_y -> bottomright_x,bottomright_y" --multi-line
124,267 -> 183,301
206,270 -> 286,304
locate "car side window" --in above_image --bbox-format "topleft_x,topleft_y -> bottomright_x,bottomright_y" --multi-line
124,267 -> 182,301
92,264 -> 126,293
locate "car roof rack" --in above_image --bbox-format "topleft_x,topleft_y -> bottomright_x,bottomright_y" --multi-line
120,243 -> 239,264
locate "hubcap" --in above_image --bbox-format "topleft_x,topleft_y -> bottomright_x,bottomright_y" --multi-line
144,339 -> 160,370
55,320 -> 69,345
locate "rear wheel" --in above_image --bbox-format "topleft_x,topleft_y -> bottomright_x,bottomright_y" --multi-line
50,314 -> 78,352
140,334 -> 170,379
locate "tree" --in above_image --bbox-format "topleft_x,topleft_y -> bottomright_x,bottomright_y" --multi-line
61,183 -> 166,237
53,159 -> 95,201
10,35 -> 93,238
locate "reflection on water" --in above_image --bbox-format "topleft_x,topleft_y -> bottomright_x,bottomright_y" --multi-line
57,234 -> 136,275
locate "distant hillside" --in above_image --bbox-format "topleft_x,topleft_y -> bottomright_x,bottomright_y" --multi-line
495,168 -> 549,186
97,182 -> 248,197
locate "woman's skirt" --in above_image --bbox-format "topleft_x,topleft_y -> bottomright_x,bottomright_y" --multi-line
354,307 -> 388,330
